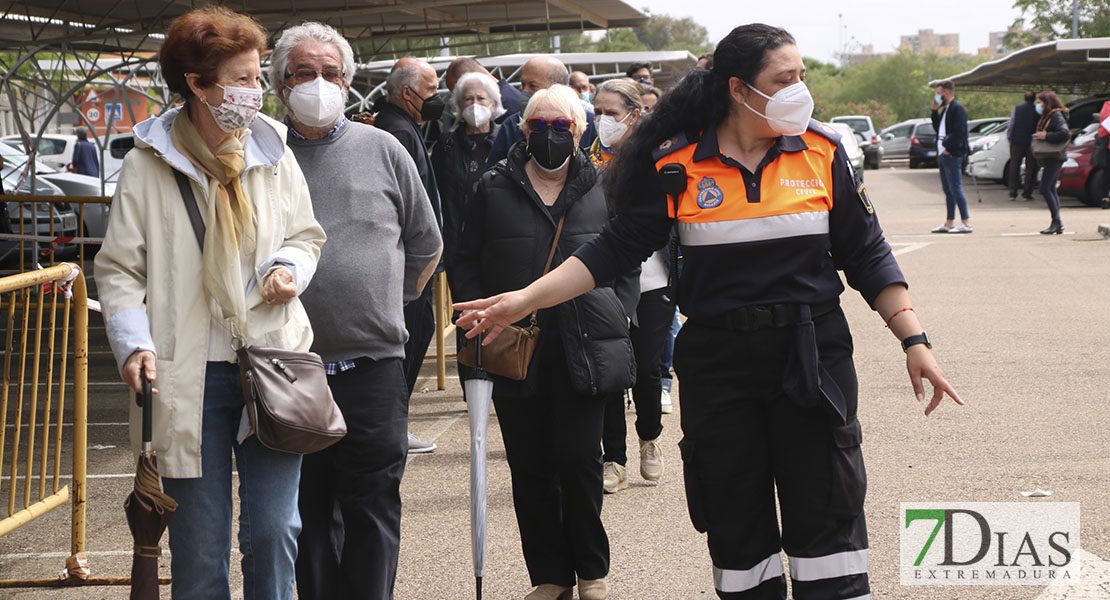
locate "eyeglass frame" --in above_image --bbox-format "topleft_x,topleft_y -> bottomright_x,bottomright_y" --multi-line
283,67 -> 345,85
525,117 -> 576,133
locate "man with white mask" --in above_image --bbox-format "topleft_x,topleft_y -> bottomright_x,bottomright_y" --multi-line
271,22 -> 442,600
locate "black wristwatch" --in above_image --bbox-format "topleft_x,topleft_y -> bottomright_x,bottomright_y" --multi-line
901,331 -> 932,353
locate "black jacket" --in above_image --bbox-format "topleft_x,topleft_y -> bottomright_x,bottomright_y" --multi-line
931,99 -> 970,156
431,122 -> 499,277
1009,100 -> 1038,146
453,141 -> 639,396
1037,109 -> 1071,146
375,102 -> 443,229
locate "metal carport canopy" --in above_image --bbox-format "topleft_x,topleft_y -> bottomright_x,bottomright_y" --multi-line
936,38 -> 1110,94
0,1 -> 648,51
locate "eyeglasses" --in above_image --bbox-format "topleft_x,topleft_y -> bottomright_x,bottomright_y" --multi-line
636,76 -> 653,83
526,117 -> 575,133
284,67 -> 344,85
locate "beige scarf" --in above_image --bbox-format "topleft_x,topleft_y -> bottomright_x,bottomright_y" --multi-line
171,111 -> 257,339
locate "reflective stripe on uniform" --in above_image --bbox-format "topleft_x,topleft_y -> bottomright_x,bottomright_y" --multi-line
713,552 -> 784,593
678,211 -> 829,247
788,548 -> 869,582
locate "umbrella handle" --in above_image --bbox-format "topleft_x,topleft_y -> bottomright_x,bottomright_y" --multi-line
140,367 -> 152,446
475,331 -> 482,368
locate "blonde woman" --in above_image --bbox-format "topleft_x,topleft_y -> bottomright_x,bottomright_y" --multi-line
452,85 -> 639,600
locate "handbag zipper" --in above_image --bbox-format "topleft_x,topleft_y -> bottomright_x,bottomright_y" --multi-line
269,357 -> 299,383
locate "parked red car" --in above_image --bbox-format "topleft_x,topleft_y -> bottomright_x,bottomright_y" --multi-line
1059,124 -> 1108,207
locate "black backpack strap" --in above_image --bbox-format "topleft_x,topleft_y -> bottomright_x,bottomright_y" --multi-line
172,169 -> 205,249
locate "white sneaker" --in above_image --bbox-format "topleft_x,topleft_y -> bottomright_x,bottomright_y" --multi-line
931,224 -> 953,233
949,223 -> 973,233
639,438 -> 664,482
602,461 -> 628,493
407,432 -> 436,454
660,389 -> 673,414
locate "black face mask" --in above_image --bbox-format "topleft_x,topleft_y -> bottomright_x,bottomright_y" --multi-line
408,87 -> 446,121
527,127 -> 575,171
518,91 -> 534,110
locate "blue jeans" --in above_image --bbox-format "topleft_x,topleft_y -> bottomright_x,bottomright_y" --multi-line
659,308 -> 681,392
937,153 -> 970,221
162,362 -> 303,600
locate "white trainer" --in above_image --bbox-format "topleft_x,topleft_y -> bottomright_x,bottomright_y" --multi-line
603,461 -> 628,493
639,438 -> 664,482
660,388 -> 673,414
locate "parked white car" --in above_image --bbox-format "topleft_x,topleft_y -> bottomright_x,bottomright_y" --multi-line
2,132 -> 134,183
826,122 -> 865,181
966,123 -> 1011,182
0,142 -> 113,237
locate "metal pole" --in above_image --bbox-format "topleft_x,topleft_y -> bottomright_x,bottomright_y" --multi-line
1072,0 -> 1079,38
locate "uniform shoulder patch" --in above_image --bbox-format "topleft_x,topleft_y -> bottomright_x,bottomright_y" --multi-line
696,176 -> 724,209
652,130 -> 697,162
807,119 -> 842,145
857,181 -> 874,215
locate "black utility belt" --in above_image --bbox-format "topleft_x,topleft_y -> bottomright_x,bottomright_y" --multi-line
695,300 -> 840,333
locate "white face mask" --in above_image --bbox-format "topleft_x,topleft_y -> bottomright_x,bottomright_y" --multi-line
204,83 -> 264,133
596,113 -> 633,148
286,76 -> 345,128
461,103 -> 492,128
742,81 -> 814,136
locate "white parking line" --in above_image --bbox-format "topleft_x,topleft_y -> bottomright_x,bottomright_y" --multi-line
890,242 -> 933,256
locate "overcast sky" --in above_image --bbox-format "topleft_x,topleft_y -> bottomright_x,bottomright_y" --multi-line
630,0 -> 1028,63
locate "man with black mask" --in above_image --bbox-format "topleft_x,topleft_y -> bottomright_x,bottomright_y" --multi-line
376,56 -> 446,454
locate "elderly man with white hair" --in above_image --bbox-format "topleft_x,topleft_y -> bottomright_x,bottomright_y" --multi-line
270,21 -> 442,600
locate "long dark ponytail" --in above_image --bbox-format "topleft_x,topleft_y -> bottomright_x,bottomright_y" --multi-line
606,23 -> 796,209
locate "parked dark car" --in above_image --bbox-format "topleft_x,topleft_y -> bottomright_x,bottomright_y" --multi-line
881,118 -> 938,169
1059,123 -> 1107,207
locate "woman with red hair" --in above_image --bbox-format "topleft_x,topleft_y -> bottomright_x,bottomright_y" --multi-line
1032,90 -> 1070,234
95,7 -> 325,599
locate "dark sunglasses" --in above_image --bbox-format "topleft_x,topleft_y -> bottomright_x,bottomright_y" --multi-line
526,117 -> 575,133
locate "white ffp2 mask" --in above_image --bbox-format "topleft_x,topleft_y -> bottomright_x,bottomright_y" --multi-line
596,113 -> 632,148
286,77 -> 346,128
461,104 -> 492,128
742,81 -> 814,136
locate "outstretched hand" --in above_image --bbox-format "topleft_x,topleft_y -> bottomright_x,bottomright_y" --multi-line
453,290 -> 535,343
906,346 -> 963,416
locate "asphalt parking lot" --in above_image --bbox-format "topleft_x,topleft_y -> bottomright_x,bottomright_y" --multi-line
2,164 -> 1110,599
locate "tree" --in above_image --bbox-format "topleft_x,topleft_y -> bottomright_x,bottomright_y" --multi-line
632,14 -> 713,55
1005,0 -> 1110,48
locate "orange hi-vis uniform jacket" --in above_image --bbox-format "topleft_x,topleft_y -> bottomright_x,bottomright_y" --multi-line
575,120 -> 906,319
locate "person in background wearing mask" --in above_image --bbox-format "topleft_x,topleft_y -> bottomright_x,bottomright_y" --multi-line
271,24 -> 442,599
589,78 -> 671,495
640,86 -> 661,113
456,24 -> 963,600
626,61 -> 654,87
452,85 -> 640,600
445,56 -> 519,120
485,55 -> 596,168
1031,90 -> 1070,235
1006,90 -> 1039,202
570,70 -> 593,103
375,56 -> 446,454
930,79 -> 972,233
95,8 -> 326,599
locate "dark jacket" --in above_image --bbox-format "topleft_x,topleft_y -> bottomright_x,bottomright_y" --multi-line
374,101 -> 443,229
432,122 -> 499,278
486,110 -> 599,170
1037,109 -> 1070,146
931,99 -> 970,156
71,139 -> 99,177
453,140 -> 639,396
1008,100 -> 1038,146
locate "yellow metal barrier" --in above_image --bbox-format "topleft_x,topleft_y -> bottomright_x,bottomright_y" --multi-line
0,263 -> 88,584
425,272 -> 456,391
0,194 -> 112,275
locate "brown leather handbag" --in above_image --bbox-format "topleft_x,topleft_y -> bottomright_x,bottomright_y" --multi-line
457,213 -> 565,381
174,170 -> 346,455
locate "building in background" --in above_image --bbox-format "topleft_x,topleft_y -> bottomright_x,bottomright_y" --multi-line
978,31 -> 1012,57
900,29 -> 960,56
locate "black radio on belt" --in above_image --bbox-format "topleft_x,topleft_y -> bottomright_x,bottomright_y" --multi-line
658,163 -> 686,308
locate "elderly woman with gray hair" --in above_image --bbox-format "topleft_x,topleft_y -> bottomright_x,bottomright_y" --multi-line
270,21 -> 442,600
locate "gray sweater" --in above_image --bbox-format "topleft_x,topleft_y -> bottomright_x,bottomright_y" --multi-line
288,121 -> 442,362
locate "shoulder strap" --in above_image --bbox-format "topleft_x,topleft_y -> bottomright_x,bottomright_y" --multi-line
526,213 -> 565,326
541,213 -> 566,277
173,169 -> 205,249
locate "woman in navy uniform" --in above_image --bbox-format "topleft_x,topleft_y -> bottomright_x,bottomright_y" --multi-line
456,24 -> 962,600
